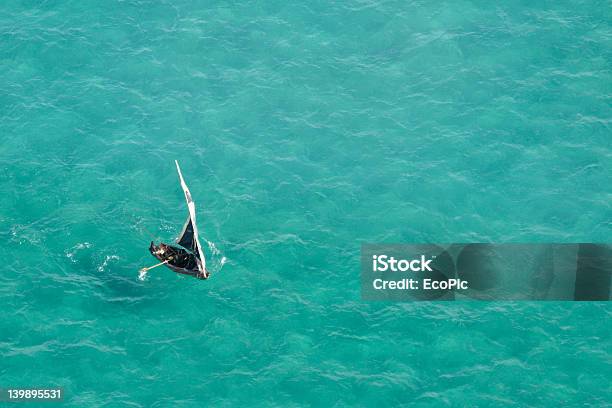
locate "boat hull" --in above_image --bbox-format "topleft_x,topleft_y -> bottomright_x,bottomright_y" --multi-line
149,242 -> 209,279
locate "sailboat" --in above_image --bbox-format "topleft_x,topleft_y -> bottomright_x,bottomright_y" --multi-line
146,161 -> 209,279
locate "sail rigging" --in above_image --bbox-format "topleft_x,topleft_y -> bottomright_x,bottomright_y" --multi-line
175,160 -> 207,274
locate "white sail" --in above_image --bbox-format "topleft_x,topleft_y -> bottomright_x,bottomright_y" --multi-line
175,160 -> 207,274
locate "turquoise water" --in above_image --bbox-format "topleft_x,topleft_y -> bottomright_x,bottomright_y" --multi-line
1,1 -> 611,406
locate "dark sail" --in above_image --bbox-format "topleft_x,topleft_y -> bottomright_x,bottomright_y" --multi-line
177,216 -> 199,254
174,160 -> 207,275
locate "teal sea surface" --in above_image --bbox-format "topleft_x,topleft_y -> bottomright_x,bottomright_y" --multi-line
1,1 -> 611,406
